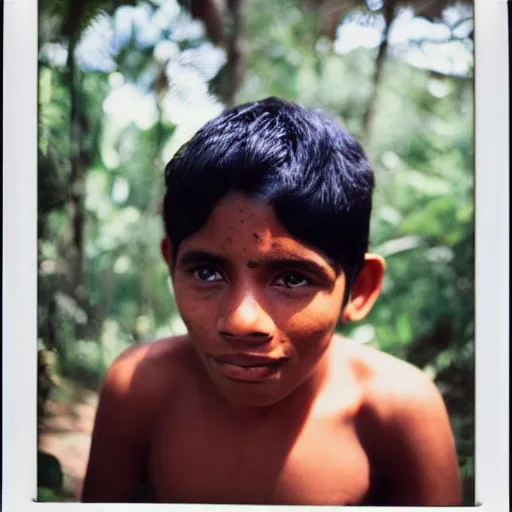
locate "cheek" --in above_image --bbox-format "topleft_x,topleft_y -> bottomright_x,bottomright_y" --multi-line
283,293 -> 344,349
289,289 -> 343,329
286,311 -> 337,352
174,289 -> 214,333
286,308 -> 337,341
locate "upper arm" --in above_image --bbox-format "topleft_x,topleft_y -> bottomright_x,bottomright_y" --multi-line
81,352 -> 150,503
377,371 -> 462,506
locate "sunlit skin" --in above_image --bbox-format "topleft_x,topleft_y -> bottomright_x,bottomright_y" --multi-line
169,194 -> 356,408
82,193 -> 462,506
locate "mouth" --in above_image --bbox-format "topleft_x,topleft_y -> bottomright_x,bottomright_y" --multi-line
210,353 -> 288,383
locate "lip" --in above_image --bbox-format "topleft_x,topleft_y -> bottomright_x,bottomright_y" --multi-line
210,353 -> 288,383
212,353 -> 286,367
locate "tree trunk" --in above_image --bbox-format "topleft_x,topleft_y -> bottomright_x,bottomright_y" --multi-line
182,0 -> 226,44
66,34 -> 86,295
362,0 -> 397,144
222,0 -> 245,108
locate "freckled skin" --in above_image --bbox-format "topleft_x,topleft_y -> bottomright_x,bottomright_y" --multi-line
172,194 -> 347,408
82,193 -> 462,506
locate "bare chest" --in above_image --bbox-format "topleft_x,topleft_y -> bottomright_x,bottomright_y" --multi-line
148,403 -> 370,505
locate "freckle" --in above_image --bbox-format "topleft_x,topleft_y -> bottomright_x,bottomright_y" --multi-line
242,247 -> 247,252
240,220 -> 245,224
252,233 -> 260,240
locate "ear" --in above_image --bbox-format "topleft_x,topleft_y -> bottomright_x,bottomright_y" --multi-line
161,238 -> 174,272
341,253 -> 385,323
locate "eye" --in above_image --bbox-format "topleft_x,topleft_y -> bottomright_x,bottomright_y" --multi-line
191,266 -> 223,283
274,272 -> 311,288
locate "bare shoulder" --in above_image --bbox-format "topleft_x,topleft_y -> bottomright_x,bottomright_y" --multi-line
342,338 -> 461,506
342,338 -> 444,419
82,336 -> 197,502
102,335 -> 196,402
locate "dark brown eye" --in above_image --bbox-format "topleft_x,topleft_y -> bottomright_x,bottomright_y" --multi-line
192,267 -> 223,282
274,272 -> 310,288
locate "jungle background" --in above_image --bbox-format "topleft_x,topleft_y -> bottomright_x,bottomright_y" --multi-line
36,0 -> 475,504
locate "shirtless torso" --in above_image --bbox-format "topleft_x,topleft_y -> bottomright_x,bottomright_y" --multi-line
82,335 -> 461,506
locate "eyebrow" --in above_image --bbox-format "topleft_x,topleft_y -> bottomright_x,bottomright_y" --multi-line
178,250 -> 229,269
260,258 -> 336,281
178,250 -> 337,281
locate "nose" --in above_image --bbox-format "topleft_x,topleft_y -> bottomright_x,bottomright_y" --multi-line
216,290 -> 275,342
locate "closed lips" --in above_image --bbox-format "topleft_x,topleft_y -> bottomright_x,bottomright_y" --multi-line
213,354 -> 286,367
210,353 -> 288,382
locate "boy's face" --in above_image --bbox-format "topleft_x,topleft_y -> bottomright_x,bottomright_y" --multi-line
166,193 -> 349,408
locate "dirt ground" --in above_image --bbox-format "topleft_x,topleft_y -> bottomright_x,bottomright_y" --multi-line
38,389 -> 99,500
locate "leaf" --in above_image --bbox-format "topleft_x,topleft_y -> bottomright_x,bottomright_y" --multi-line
37,451 -> 63,492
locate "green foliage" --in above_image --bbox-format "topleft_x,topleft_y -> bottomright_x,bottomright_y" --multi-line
37,487 -> 73,502
39,0 -> 137,46
37,451 -> 64,492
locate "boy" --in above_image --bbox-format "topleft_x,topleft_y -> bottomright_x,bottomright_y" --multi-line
82,98 -> 462,505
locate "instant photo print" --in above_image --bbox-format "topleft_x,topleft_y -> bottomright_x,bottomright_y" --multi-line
2,0 -> 509,510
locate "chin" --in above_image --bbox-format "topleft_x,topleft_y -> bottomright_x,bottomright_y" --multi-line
208,370 -> 295,408
217,385 -> 292,409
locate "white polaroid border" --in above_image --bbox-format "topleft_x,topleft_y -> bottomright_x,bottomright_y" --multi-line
473,0 -> 510,508
2,0 -> 509,510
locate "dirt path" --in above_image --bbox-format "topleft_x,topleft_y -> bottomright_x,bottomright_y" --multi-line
38,389 -> 99,500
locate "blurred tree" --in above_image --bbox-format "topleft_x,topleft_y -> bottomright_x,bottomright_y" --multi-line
37,0 -> 474,503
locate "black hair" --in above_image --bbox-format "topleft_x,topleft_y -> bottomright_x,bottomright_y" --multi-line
163,97 -> 374,297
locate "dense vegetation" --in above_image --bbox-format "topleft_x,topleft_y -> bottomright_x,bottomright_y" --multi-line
37,0 -> 475,503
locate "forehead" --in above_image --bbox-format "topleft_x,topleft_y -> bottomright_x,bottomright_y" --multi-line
202,194 -> 285,238
179,193 -> 329,263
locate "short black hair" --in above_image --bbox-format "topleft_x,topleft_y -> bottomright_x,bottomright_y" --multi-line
163,97 -> 374,293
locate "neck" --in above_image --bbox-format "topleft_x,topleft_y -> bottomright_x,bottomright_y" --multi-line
230,342 -> 335,425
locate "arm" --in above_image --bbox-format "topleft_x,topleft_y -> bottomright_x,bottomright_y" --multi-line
377,371 -> 462,506
81,351 -> 151,503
